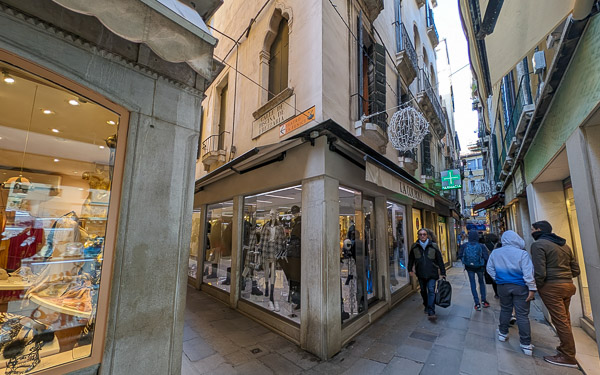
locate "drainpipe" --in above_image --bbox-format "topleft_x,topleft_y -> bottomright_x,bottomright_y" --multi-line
573,0 -> 595,20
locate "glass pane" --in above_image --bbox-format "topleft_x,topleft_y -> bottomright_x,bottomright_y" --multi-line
0,61 -> 119,371
340,186 -> 365,323
438,217 -> 449,264
203,201 -> 233,293
188,210 -> 202,279
364,200 -> 376,303
412,208 -> 422,243
241,186 -> 301,323
388,202 -> 409,293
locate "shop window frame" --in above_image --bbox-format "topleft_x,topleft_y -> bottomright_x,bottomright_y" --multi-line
0,49 -> 129,374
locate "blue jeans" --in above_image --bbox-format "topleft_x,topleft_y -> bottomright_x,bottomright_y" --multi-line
418,278 -> 437,315
467,270 -> 487,305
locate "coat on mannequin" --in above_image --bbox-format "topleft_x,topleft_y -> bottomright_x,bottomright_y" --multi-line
258,209 -> 285,311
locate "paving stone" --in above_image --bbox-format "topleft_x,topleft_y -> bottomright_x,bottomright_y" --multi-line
409,329 -> 438,342
467,320 -> 496,339
496,347 -> 536,375
420,345 -> 463,375
464,332 -> 496,354
258,352 -> 303,374
381,356 -> 424,374
435,327 -> 467,349
234,359 -> 275,375
396,337 -> 434,363
281,346 -> 321,370
192,353 -> 225,374
340,358 -> 386,375
183,337 -> 216,362
362,342 -> 397,364
459,348 -> 497,375
439,315 -> 471,330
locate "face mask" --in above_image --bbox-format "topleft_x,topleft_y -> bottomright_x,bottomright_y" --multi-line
532,231 -> 543,240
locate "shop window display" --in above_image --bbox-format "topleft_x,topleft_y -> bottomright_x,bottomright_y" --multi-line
437,217 -> 449,264
202,202 -> 233,293
364,200 -> 376,304
339,187 -> 366,323
388,202 -> 409,293
188,210 -> 202,279
241,186 -> 301,323
0,62 -> 120,372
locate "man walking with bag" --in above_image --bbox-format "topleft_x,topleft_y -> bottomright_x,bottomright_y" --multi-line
486,231 -> 536,356
531,220 -> 580,368
459,230 -> 490,311
409,228 -> 446,321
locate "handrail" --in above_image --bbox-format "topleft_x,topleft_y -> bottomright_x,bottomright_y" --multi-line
503,73 -> 533,149
418,69 -> 447,132
399,23 -> 418,73
201,131 -> 230,156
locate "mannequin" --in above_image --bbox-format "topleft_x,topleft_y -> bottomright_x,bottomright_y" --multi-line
279,205 -> 301,310
258,209 -> 285,312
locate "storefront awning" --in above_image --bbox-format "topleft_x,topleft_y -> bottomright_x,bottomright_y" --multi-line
473,194 -> 503,213
51,0 -> 218,80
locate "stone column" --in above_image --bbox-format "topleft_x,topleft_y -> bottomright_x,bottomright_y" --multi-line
230,195 -> 244,307
517,198 -> 532,250
300,176 -> 341,359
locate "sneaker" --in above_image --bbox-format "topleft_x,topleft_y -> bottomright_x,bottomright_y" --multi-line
273,301 -> 280,312
543,354 -> 578,368
427,314 -> 437,322
474,304 -> 481,311
520,344 -> 534,356
497,329 -> 508,342
482,301 -> 490,308
509,315 -> 517,325
268,301 -> 275,311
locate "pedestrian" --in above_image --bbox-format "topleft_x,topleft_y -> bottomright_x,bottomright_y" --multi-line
459,230 -> 490,311
484,233 -> 500,298
486,230 -> 536,356
408,228 -> 446,321
530,220 -> 580,368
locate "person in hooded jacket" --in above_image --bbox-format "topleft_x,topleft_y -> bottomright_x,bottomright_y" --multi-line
459,230 -> 490,310
486,231 -> 536,356
530,220 -> 580,368
408,228 -> 446,321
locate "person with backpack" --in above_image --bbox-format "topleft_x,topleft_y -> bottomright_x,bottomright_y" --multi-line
459,230 -> 490,310
486,230 -> 536,356
408,228 -> 446,321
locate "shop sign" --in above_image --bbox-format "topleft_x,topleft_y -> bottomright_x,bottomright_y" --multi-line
365,162 -> 435,207
279,106 -> 316,137
252,95 -> 296,139
441,169 -> 462,190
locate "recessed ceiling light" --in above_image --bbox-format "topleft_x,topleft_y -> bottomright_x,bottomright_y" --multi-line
73,171 -> 78,174
99,145 -> 105,149
78,188 -> 84,191
51,128 -> 60,133
2,71 -> 14,84
68,99 -> 80,106
107,120 -> 116,125
53,158 -> 59,162
42,109 -> 54,115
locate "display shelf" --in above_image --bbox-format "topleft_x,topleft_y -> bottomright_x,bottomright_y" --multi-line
0,278 -> 31,290
0,336 -> 60,369
29,293 -> 92,319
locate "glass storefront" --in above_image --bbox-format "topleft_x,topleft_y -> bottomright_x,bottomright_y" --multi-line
565,186 -> 593,323
188,210 -> 202,279
387,202 -> 409,293
339,186 -> 365,323
411,208 -> 422,244
241,186 -> 301,323
363,199 -> 376,304
203,201 -> 233,293
437,217 -> 449,264
0,61 -> 120,372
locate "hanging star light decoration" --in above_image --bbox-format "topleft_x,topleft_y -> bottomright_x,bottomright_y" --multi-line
388,105 -> 430,151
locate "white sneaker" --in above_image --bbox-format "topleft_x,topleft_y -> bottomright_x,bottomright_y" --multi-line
274,301 -> 280,312
520,344 -> 534,356
268,301 -> 275,311
497,329 -> 508,342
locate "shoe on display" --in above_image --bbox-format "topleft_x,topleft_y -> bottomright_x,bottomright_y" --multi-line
497,329 -> 508,342
510,315 -> 517,325
251,286 -> 263,296
474,304 -> 481,311
520,344 -> 534,356
341,311 -> 350,320
273,301 -> 280,312
543,354 -> 578,368
482,301 -> 490,308
268,301 -> 275,311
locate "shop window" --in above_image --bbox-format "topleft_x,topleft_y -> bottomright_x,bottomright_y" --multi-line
388,202 -> 409,294
339,186 -> 366,323
241,186 -> 301,323
202,201 -> 233,293
0,61 -> 122,371
268,19 -> 289,100
188,210 -> 202,279
364,199 -> 377,304
437,216 -> 449,264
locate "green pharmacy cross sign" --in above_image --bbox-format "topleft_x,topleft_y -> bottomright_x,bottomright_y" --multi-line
441,169 -> 462,190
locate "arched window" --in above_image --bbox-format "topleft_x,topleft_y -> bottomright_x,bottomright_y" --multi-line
268,19 -> 289,99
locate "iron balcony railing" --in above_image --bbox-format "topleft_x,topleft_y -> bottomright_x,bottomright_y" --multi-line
418,69 -> 447,131
426,5 -> 439,42
422,162 -> 434,178
503,74 -> 533,152
201,131 -> 229,156
398,23 -> 419,74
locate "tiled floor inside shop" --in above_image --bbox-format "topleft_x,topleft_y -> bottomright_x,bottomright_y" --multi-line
182,266 -> 600,374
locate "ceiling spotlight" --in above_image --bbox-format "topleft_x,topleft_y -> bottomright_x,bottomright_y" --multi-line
42,109 -> 54,115
99,145 -> 105,149
2,70 -> 14,84
53,158 -> 59,162
73,171 -> 78,174
107,120 -> 116,125
68,99 -> 80,106
51,128 -> 60,133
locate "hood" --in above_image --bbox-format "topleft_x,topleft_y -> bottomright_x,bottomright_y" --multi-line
501,230 -> 525,250
539,233 -> 567,246
468,230 -> 479,243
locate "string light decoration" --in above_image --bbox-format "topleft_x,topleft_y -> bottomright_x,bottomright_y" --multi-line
471,181 -> 492,196
388,105 -> 430,151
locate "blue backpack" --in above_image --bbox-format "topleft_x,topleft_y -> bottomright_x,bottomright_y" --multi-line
463,243 -> 484,268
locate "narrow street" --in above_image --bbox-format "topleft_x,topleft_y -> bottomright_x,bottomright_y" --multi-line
182,265 -> 599,374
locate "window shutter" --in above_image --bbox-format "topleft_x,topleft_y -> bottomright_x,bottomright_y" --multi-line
369,43 -> 387,131
357,12 -> 364,118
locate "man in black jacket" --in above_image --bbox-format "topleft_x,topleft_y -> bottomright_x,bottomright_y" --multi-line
531,220 -> 580,368
408,228 -> 446,321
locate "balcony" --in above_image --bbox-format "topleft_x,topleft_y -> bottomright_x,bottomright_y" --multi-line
417,69 -> 446,138
398,149 -> 419,174
395,24 -> 418,85
426,6 -> 439,48
420,162 -> 435,183
362,0 -> 384,22
200,131 -> 229,171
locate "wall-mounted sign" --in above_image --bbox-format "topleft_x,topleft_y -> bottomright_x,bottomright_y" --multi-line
441,169 -> 462,190
252,95 -> 296,139
279,106 -> 315,137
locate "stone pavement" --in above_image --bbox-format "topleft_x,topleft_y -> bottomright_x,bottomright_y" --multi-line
182,266 -> 595,374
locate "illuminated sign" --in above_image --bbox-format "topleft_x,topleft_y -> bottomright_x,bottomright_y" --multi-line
441,169 -> 462,190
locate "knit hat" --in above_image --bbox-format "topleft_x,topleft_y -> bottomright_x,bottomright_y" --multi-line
532,220 -> 552,233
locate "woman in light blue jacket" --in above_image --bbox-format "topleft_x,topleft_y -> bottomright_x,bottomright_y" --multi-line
486,230 -> 536,356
